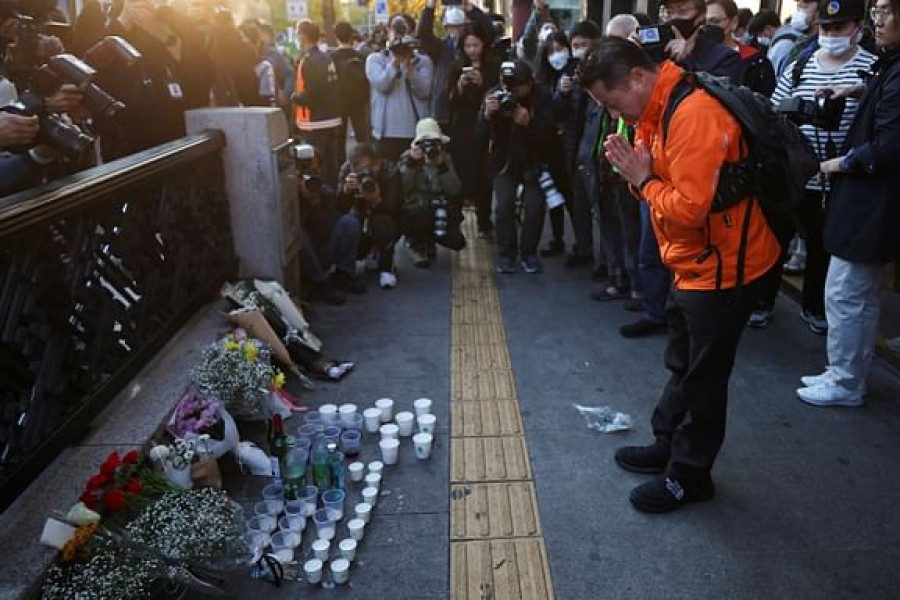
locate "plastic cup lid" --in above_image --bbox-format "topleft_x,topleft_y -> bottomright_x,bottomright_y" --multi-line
332,558 -> 350,571
304,558 -> 323,570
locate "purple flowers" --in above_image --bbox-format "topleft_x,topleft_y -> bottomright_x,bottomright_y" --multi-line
170,389 -> 222,438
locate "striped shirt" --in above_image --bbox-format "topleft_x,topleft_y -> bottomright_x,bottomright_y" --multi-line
771,47 -> 876,191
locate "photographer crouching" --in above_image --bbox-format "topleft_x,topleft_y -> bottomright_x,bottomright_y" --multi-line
337,144 -> 403,289
398,118 -> 465,268
294,143 -> 364,304
479,59 -> 556,274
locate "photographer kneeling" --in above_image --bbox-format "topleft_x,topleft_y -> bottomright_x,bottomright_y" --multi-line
479,60 -> 556,274
398,118 -> 464,268
338,144 -> 403,289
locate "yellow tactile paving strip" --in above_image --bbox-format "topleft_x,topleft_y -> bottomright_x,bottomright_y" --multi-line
450,212 -> 555,600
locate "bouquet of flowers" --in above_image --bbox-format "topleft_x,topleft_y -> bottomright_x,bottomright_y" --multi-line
42,489 -> 250,599
191,330 -> 283,417
77,450 -> 173,516
167,388 -> 239,458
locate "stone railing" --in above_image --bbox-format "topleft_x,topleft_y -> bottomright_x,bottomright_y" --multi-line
0,131 -> 236,511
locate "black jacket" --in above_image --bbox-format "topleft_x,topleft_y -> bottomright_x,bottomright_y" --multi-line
293,47 -> 342,127
477,83 -> 557,177
824,50 -> 900,263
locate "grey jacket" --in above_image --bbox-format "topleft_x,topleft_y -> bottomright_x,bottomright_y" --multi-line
366,50 -> 434,140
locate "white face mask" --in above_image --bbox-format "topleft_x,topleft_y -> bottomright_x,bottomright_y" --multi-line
757,36 -> 771,46
791,10 -> 809,32
572,47 -> 587,60
318,42 -> 329,52
819,30 -> 858,57
548,50 -> 570,71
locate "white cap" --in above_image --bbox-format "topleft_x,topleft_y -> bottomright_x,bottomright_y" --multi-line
443,6 -> 465,25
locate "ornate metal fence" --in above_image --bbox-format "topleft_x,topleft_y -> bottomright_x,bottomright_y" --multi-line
0,131 -> 235,511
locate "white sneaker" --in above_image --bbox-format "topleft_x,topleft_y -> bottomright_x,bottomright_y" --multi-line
783,251 -> 806,275
379,271 -> 397,289
796,385 -> 863,408
800,370 -> 835,388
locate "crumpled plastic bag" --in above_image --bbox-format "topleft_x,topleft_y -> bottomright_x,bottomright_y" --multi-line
574,404 -> 633,433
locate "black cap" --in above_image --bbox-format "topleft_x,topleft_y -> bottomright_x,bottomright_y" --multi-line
818,0 -> 865,24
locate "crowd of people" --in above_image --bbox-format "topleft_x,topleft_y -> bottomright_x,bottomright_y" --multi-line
1,0 -> 898,514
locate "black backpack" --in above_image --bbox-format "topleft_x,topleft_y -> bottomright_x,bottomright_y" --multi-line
661,71 -> 819,286
331,50 -> 369,109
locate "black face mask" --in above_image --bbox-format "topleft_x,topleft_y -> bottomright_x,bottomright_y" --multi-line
669,17 -> 701,39
698,24 -> 726,44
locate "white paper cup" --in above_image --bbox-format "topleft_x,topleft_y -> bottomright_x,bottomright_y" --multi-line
367,461 -> 384,475
347,518 -> 366,541
362,486 -> 379,507
319,403 -> 339,425
379,437 -> 400,465
339,538 -> 357,561
364,472 -> 382,490
354,502 -> 372,523
395,411 -> 415,436
363,408 -> 382,433
413,397 -> 433,417
417,413 -> 436,435
304,558 -> 324,584
379,423 -> 399,440
338,403 -> 359,428
413,432 -> 434,460
312,539 -> 330,561
348,461 -> 366,482
374,398 -> 394,423
331,558 -> 350,585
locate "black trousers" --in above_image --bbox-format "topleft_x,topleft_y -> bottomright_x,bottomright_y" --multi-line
375,138 -> 413,163
297,127 -> 341,191
337,105 -> 371,167
798,189 -> 829,317
356,213 -> 397,272
650,268 -> 777,477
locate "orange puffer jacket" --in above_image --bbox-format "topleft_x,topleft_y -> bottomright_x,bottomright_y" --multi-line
635,61 -> 781,291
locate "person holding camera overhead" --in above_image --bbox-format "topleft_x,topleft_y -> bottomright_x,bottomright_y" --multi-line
337,144 -> 402,289
764,0 -> 875,335
479,60 -> 556,275
365,15 -> 434,162
398,118 -> 464,268
447,23 -> 499,240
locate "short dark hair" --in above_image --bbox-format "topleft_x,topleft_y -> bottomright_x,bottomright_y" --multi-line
578,37 -> 656,90
334,21 -> 354,43
297,19 -> 320,43
706,0 -> 739,20
570,20 -> 601,40
349,143 -> 379,166
736,7 -> 753,27
748,9 -> 780,34
633,12 -> 654,27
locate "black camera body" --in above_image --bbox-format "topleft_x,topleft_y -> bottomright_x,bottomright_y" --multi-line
637,25 -> 675,64
357,170 -> 378,195
292,142 -> 322,194
495,89 -> 517,117
776,93 -> 846,132
419,139 -> 443,161
0,91 -> 94,160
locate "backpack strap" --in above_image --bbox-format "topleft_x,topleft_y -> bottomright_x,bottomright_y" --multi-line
661,74 -> 698,145
790,50 -> 814,89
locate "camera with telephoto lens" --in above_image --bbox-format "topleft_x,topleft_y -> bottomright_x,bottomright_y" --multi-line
775,92 -> 846,132
292,142 -> 321,193
357,170 -> 378,195
538,170 -> 565,210
432,195 -> 449,239
419,138 -> 443,161
636,25 -> 675,64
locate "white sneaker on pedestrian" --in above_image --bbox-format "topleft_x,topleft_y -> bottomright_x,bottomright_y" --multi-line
800,370 -> 835,388
783,251 -> 806,275
379,271 -> 397,289
796,385 -> 863,408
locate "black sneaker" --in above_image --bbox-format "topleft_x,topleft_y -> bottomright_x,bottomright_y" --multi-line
620,319 -> 667,338
629,474 -> 715,514
591,264 -> 610,282
332,270 -> 367,295
614,439 -> 670,474
540,239 -> 565,257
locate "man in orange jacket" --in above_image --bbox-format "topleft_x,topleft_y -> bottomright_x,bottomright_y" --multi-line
579,37 -> 781,513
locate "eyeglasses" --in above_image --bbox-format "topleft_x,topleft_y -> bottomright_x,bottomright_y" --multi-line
706,17 -> 727,26
870,7 -> 893,22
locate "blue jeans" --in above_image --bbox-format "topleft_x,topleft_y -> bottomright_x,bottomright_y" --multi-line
319,214 -> 362,274
639,201 -> 671,325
